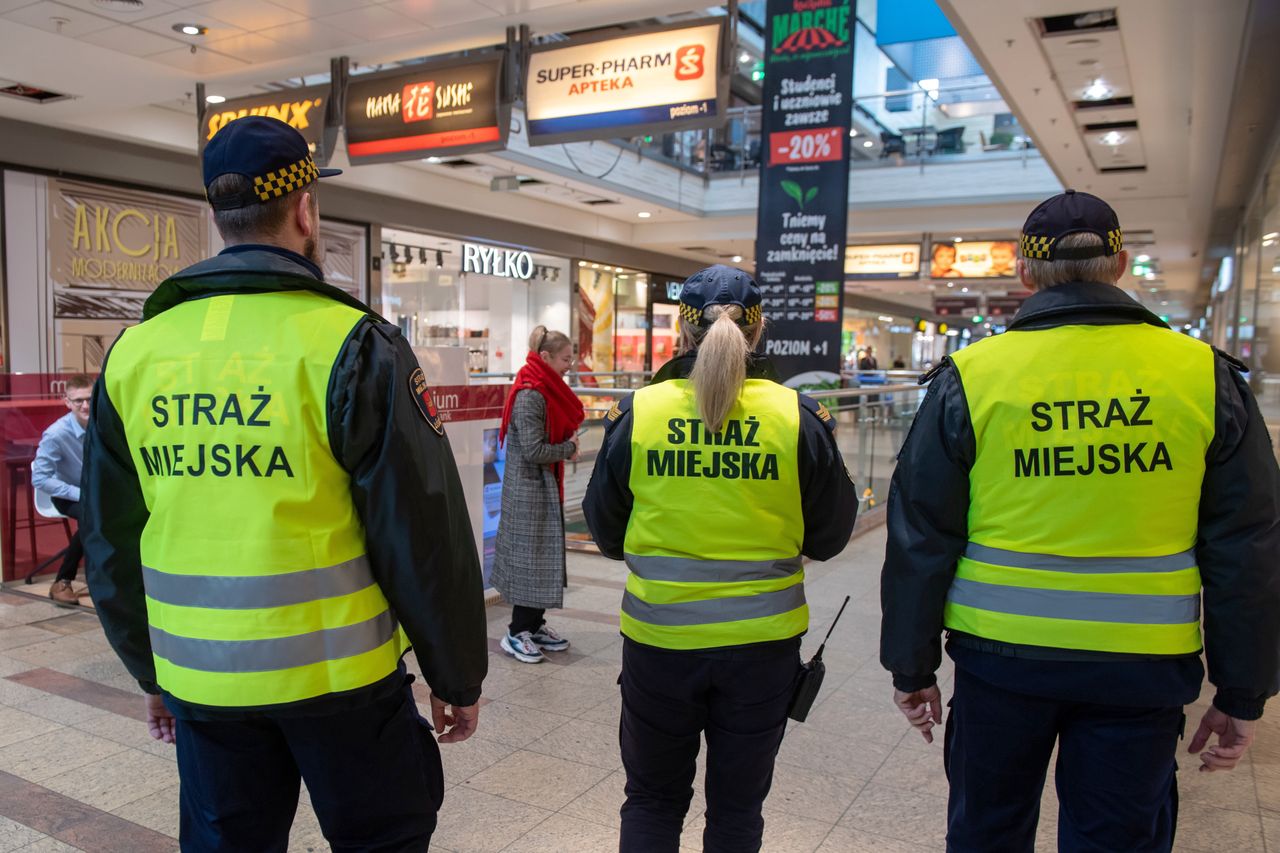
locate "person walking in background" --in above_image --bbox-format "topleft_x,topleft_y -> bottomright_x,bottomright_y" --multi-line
491,325 -> 585,664
584,265 -> 858,853
881,190 -> 1280,852
32,374 -> 93,605
81,116 -> 488,851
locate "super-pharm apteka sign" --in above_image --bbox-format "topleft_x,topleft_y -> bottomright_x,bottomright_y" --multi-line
201,84 -> 337,165
344,53 -> 509,165
524,19 -> 728,146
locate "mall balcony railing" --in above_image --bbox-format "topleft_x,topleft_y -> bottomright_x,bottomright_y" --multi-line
615,84 -> 1041,180
561,382 -> 929,550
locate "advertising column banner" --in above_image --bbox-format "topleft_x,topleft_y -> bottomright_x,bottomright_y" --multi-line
345,52 -> 508,165
754,0 -> 855,382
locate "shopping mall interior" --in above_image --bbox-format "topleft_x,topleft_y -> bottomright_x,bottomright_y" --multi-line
0,0 -> 1276,850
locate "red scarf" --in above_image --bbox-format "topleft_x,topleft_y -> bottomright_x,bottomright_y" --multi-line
499,351 -> 586,500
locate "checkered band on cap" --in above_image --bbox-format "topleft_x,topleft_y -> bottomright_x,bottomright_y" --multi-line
253,157 -> 320,202
678,303 -> 702,326
678,302 -> 763,327
743,305 -> 762,326
1020,234 -> 1055,260
1107,227 -> 1124,254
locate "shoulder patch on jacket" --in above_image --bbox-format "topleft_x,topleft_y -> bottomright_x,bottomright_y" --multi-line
604,394 -> 633,431
409,367 -> 445,435
800,394 -> 837,433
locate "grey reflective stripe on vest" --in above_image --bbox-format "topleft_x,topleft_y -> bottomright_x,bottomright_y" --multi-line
622,583 -> 806,627
624,554 -> 803,583
149,610 -> 398,674
142,556 -> 376,609
963,544 -> 1196,574
947,578 -> 1200,625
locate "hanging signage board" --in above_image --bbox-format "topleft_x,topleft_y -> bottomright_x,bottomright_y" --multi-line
200,84 -> 337,165
987,292 -> 1031,318
345,52 -> 508,165
845,243 -> 921,279
934,295 -> 981,317
525,19 -> 727,146
754,0 -> 855,381
929,239 -> 1018,279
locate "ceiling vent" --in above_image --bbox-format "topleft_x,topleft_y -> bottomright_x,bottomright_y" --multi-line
0,83 -> 72,104
581,198 -> 620,206
94,0 -> 146,10
1039,9 -> 1118,36
681,246 -> 715,253
440,158 -> 482,169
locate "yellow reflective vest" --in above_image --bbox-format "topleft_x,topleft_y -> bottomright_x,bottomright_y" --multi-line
622,378 -> 808,650
944,322 -> 1216,656
103,290 -> 409,708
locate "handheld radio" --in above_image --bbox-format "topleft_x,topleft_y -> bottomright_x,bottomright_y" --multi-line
787,595 -> 851,723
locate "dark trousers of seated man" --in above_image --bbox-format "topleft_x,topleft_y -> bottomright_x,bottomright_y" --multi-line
50,497 -> 83,583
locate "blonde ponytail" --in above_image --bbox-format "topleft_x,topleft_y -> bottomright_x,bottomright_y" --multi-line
529,325 -> 571,355
688,306 -> 750,433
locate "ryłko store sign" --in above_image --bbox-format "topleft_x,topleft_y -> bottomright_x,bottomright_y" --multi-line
200,84 -> 336,165
462,243 -> 534,280
344,53 -> 508,164
524,19 -> 727,145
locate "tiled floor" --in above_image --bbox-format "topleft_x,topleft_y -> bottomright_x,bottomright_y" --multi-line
0,527 -> 1276,852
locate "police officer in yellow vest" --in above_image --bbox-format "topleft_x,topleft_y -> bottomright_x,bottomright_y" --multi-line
881,191 -> 1280,852
584,265 -> 858,852
81,116 -> 488,852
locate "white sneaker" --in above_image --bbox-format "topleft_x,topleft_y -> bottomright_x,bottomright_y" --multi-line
530,623 -> 570,652
500,631 -> 545,664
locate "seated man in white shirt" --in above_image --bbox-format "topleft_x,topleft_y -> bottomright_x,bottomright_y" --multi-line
31,375 -> 92,605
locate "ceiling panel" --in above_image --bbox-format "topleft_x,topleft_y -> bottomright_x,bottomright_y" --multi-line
3,1 -> 114,36
78,22 -> 183,55
381,0 -> 495,28
52,0 -> 179,22
478,0 -> 582,12
0,0 -> 38,12
203,30 -> 288,63
266,0 -> 368,14
257,17 -> 353,52
315,4 -> 421,42
147,44 -> 247,73
188,0 -> 305,31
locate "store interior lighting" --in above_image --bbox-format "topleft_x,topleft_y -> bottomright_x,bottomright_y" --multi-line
637,211 -> 652,219
436,250 -> 444,269
205,94 -> 226,104
173,23 -> 206,35
1082,79 -> 1112,100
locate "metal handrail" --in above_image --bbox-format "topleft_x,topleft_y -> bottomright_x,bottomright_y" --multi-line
570,383 -> 922,401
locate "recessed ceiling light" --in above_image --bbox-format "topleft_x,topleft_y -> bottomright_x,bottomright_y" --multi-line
577,260 -> 586,267
204,94 -> 225,104
1145,272 -> 1156,280
425,156 -> 441,163
953,236 -> 963,243
732,255 -> 743,263
849,128 -> 857,137
1264,232 -> 1279,240
739,52 -> 751,63
173,23 -> 207,36
1082,79 -> 1112,101
862,140 -> 873,148
1136,254 -> 1151,262
1099,130 -> 1126,146
637,211 -> 651,219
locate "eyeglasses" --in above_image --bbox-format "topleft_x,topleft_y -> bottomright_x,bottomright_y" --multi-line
65,397 -> 91,408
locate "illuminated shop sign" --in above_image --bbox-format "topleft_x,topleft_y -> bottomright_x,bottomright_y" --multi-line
200,84 -> 336,165
345,53 -> 508,164
463,243 -> 534,280
525,19 -> 727,145
845,244 -> 921,279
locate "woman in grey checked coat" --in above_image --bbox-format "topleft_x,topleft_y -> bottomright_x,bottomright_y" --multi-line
491,326 -> 585,663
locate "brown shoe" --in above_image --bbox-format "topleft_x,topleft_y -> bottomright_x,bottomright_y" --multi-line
48,580 -> 79,606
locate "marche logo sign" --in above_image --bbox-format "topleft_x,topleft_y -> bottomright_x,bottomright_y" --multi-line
770,1 -> 852,59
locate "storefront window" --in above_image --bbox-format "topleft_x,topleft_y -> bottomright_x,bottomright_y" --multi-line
841,309 -> 916,370
576,262 -> 676,380
381,229 -> 571,376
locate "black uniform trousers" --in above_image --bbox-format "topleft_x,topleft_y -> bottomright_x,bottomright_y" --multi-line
945,666 -> 1183,853
618,638 -> 800,853
173,678 -> 443,853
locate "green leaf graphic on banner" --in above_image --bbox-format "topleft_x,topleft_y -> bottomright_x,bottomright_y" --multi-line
781,180 -> 805,207
804,186 -> 819,203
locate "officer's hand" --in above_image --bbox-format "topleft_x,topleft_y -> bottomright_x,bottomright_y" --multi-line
430,694 -> 479,744
894,685 -> 944,744
1189,706 -> 1256,773
144,693 -> 175,745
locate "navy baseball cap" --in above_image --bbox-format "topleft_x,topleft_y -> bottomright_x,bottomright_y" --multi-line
1020,189 -> 1123,261
677,264 -> 763,328
203,115 -> 341,211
